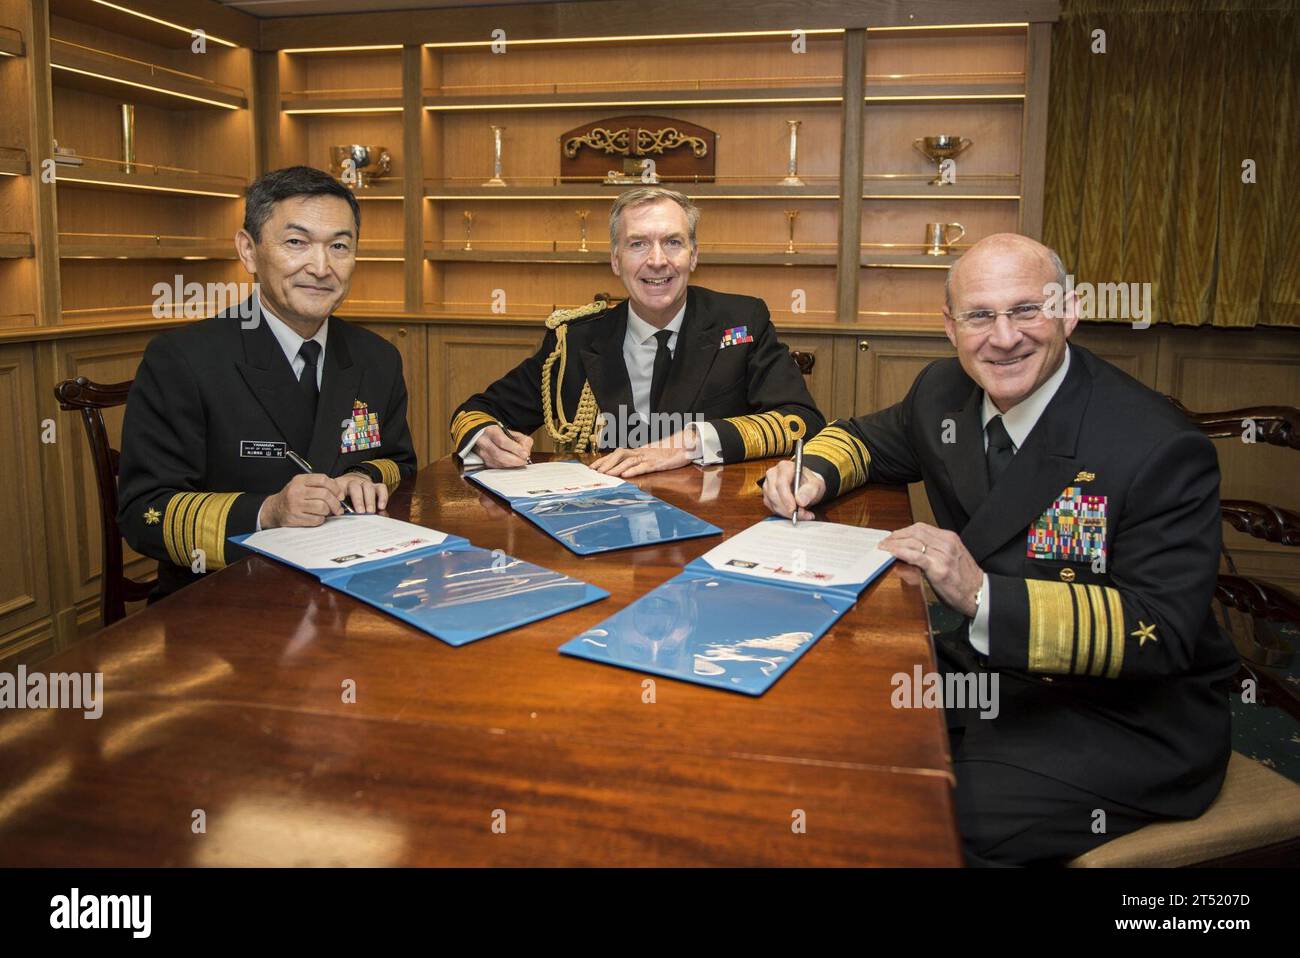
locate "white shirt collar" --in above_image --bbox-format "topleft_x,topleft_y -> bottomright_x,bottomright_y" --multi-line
626,300 -> 687,346
980,345 -> 1072,449
259,293 -> 328,366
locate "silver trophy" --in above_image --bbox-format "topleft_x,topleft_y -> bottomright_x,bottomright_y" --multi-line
483,125 -> 507,187
330,145 -> 392,189
782,120 -> 804,186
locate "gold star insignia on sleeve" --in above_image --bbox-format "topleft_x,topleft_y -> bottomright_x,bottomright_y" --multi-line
143,507 -> 161,525
1131,621 -> 1157,646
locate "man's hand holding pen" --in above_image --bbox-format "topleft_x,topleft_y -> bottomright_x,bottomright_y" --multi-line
762,458 -> 826,522
473,424 -> 534,468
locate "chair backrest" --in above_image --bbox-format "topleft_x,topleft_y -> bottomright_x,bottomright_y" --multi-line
790,350 -> 815,376
1166,396 -> 1299,449
53,376 -> 156,626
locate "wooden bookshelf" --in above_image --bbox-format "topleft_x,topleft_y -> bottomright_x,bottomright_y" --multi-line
47,1 -> 256,318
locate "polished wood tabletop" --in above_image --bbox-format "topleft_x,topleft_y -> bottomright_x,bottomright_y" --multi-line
0,455 -> 960,866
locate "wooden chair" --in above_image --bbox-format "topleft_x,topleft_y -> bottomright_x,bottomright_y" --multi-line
1068,398 -> 1300,867
1168,396 -> 1300,693
53,376 -> 156,626
791,350 -> 815,376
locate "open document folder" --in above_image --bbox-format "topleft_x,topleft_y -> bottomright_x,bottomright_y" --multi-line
558,519 -> 897,695
230,515 -> 608,646
464,460 -> 721,555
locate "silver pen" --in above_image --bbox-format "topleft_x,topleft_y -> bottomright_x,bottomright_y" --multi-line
792,437 -> 803,526
287,449 -> 354,514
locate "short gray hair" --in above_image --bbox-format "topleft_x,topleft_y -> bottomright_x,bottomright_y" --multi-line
944,244 -> 1067,310
609,187 -> 700,250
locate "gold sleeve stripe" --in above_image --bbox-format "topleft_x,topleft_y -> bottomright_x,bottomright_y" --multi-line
803,426 -> 871,493
1026,579 -> 1076,674
162,491 -> 242,570
451,410 -> 498,451
1071,583 -> 1093,675
361,457 -> 402,492
1025,579 -> 1127,677
1102,585 -> 1125,678
720,411 -> 806,460
1086,583 -> 1109,676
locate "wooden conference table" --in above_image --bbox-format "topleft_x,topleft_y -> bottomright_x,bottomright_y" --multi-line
0,456 -> 960,866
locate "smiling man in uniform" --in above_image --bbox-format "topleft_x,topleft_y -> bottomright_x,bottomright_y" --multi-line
450,186 -> 823,475
118,166 -> 417,599
763,233 -> 1238,865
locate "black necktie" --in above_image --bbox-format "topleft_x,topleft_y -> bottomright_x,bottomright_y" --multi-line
648,329 -> 674,416
985,415 -> 1015,487
297,340 -> 322,417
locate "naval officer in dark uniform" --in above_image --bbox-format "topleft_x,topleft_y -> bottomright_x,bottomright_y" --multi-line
450,186 -> 824,477
764,233 -> 1238,865
118,166 -> 417,599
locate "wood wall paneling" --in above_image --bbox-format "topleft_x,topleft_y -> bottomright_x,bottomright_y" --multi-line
0,342 -> 52,652
1157,329 -> 1300,585
426,322 -> 545,459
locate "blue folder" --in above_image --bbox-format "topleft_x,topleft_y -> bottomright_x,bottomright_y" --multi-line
558,518 -> 896,695
465,465 -> 721,555
231,520 -> 608,646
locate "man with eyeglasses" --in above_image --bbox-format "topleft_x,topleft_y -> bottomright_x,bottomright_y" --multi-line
763,233 -> 1237,866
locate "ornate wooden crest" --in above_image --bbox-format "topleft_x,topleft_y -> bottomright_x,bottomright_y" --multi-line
559,114 -> 717,184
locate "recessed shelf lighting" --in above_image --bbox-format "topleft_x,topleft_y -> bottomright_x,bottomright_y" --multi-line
56,176 -> 240,198
51,64 -> 241,109
424,29 -> 842,49
88,0 -> 238,48
281,45 -> 403,54
283,106 -> 403,114
425,96 -> 840,110
867,22 -> 1028,32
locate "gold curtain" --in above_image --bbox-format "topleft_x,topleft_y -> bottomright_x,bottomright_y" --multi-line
1043,0 -> 1298,327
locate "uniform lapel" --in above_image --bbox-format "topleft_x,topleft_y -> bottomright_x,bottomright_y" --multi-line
939,382 -> 990,522
657,287 -> 720,414
578,301 -> 633,416
958,348 -> 1092,564
234,300 -> 314,453
306,320 -> 363,475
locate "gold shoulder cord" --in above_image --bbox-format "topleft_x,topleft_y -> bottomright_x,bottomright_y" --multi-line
540,299 -> 609,452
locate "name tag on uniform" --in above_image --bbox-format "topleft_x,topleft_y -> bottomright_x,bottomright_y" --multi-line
240,440 -> 287,459
1027,485 -> 1107,563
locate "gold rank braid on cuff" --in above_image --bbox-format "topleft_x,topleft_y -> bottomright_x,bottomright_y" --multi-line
721,411 -> 806,460
540,299 -> 610,453
802,425 -> 871,492
450,410 -> 499,452
361,458 -> 402,492
162,491 -> 242,570
1025,580 -> 1126,677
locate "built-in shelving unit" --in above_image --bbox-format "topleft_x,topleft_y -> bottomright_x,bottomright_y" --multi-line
45,0 -> 257,319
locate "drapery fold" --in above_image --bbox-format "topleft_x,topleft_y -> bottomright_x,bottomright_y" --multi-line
1043,0 -> 1298,327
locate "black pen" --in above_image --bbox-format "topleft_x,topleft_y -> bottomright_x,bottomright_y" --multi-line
286,449 -> 355,514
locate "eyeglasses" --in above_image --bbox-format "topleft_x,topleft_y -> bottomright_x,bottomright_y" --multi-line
952,303 -> 1049,331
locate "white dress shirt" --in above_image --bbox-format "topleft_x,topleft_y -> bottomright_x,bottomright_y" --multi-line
968,347 -> 1072,655
459,301 -> 722,464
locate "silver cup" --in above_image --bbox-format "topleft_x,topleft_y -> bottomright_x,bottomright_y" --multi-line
330,145 -> 392,189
